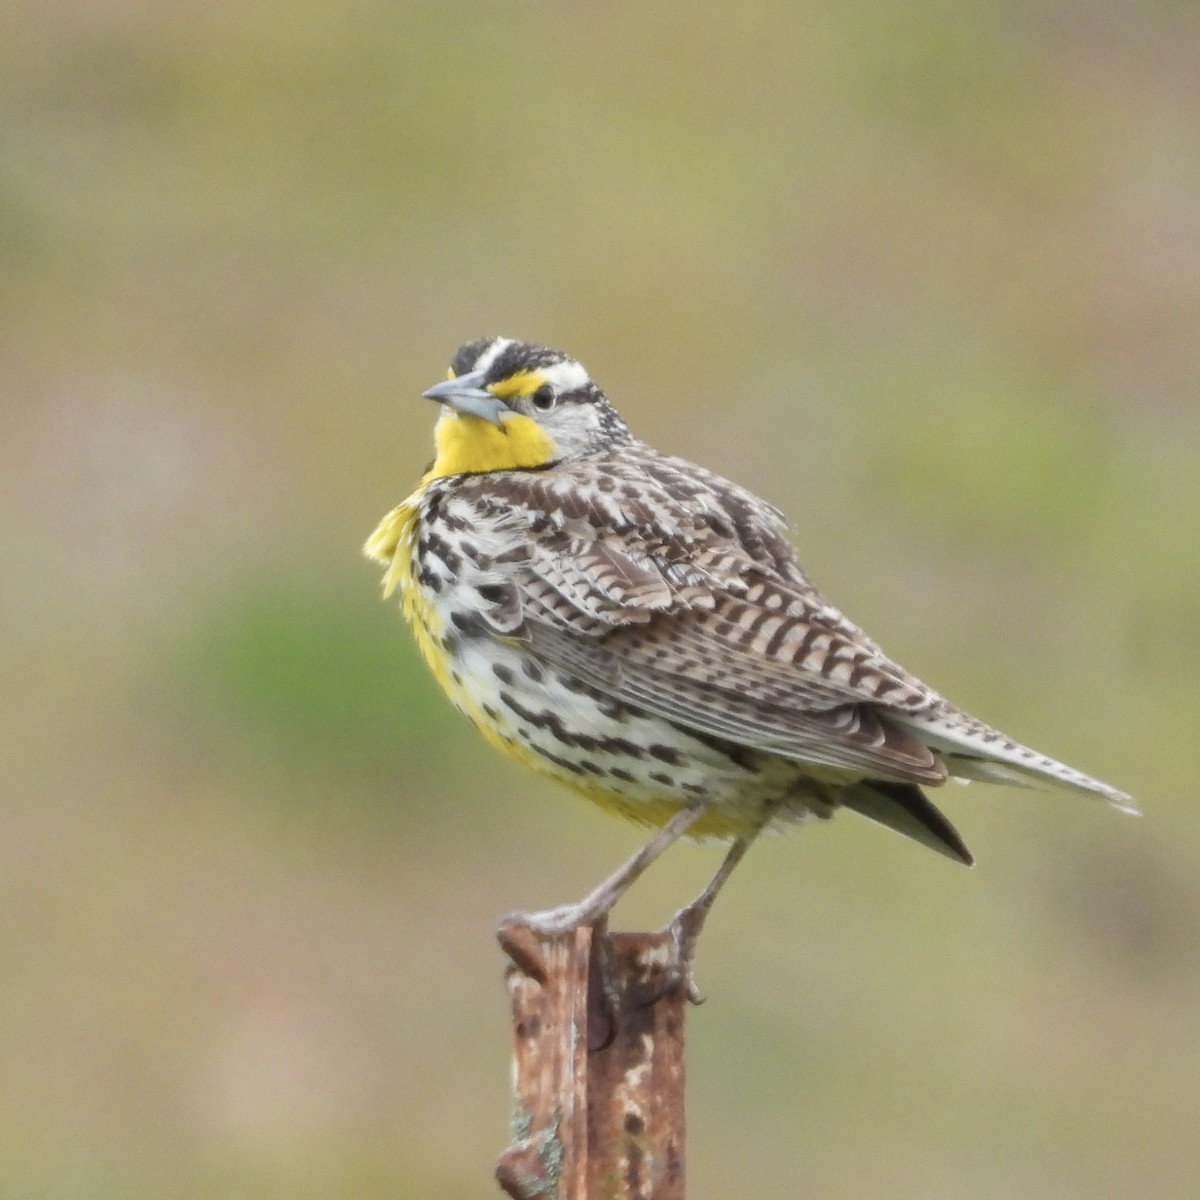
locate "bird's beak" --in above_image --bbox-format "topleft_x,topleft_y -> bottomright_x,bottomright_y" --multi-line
422,371 -> 507,427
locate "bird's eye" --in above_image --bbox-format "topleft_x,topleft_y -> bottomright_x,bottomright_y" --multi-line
531,384 -> 557,412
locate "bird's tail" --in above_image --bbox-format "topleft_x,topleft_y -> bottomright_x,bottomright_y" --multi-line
840,780 -> 974,866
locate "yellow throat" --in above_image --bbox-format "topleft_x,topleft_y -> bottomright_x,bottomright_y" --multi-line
424,408 -> 555,480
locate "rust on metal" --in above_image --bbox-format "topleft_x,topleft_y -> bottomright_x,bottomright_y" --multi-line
496,1135 -> 557,1200
498,924 -> 686,1199
585,933 -> 686,1200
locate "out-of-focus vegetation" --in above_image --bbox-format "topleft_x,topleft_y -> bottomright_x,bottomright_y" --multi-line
2,3 -> 1198,1197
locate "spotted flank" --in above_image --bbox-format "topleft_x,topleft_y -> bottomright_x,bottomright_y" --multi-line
366,337 -> 1134,877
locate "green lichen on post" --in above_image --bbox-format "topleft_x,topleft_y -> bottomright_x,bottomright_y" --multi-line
510,1103 -> 534,1144
531,1110 -> 564,1194
497,1112 -> 564,1200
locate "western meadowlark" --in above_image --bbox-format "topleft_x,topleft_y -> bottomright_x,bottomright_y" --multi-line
365,336 -> 1133,996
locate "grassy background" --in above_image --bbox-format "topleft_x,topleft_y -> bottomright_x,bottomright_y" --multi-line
3,3 -> 1199,1197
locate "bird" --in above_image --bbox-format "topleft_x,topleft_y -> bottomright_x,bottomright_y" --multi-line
365,336 -> 1134,998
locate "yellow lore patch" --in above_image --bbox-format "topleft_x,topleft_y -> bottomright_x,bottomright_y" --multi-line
485,368 -> 546,400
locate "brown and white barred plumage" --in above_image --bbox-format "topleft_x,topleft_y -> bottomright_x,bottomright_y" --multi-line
369,337 -> 1133,879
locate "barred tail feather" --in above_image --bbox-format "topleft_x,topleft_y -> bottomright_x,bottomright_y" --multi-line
892,711 -> 1138,814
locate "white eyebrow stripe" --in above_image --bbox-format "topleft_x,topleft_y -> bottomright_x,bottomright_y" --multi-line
540,360 -> 590,391
473,337 -> 515,375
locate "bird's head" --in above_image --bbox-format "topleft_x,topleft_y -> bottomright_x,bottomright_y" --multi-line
420,337 -> 631,479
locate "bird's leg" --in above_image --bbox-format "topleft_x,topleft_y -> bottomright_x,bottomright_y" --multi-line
661,803 -> 779,1004
499,804 -> 707,938
657,837 -> 752,1004
499,806 -> 708,1023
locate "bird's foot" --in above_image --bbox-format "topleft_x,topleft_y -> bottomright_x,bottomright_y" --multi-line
657,903 -> 710,1006
496,900 -> 598,982
496,908 -> 622,1040
497,899 -> 599,940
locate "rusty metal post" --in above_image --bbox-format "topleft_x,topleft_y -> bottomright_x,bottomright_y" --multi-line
496,923 -> 687,1200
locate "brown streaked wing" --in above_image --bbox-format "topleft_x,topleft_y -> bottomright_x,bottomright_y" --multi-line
461,461 -> 948,782
623,593 -> 936,712
525,620 -> 947,785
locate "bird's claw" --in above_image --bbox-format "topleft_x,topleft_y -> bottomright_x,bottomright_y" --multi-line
653,905 -> 709,1006
585,916 -> 623,1049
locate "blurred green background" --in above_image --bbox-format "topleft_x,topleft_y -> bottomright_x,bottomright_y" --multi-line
2,2 -> 1198,1197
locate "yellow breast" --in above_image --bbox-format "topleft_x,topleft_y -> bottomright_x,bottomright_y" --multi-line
363,489 -> 548,774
